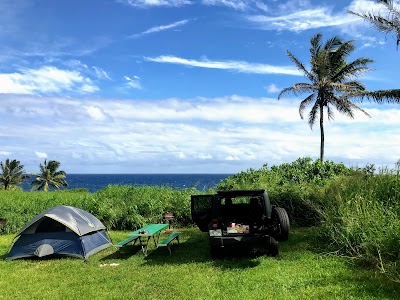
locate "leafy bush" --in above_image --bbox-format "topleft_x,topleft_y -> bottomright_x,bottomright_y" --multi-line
217,157 -> 350,226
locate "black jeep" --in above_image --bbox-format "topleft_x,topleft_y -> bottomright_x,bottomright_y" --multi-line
191,190 -> 290,258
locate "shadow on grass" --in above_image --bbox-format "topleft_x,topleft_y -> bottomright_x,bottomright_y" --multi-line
139,229 -> 283,269
100,244 -> 143,261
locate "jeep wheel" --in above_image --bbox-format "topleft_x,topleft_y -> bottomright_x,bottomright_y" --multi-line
271,207 -> 290,242
265,236 -> 279,257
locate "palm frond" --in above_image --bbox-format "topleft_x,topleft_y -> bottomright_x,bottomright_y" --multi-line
323,35 -> 342,52
349,0 -> 400,48
310,33 -> 323,57
326,104 -> 335,121
352,89 -> 400,103
286,51 -> 314,82
308,101 -> 320,129
332,58 -> 374,82
299,93 -> 317,119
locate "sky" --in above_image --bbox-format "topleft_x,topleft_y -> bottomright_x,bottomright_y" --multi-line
0,0 -> 399,174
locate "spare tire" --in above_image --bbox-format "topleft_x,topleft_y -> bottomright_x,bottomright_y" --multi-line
271,207 -> 290,242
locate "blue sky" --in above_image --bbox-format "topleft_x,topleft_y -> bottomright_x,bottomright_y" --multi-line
0,0 -> 399,174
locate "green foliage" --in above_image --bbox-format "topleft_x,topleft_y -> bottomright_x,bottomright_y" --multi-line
0,159 -> 28,190
31,159 -> 68,192
217,157 -> 351,226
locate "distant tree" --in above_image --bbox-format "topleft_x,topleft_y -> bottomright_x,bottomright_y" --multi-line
31,160 -> 68,192
349,0 -> 400,49
278,33 -> 372,162
0,159 -> 28,190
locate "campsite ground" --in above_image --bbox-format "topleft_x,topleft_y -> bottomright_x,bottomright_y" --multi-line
0,227 -> 398,300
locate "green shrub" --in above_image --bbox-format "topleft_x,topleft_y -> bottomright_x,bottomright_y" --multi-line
217,157 -> 350,226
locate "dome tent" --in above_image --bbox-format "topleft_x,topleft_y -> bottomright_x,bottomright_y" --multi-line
6,206 -> 112,260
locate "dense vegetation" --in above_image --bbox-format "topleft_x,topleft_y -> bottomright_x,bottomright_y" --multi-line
0,157 -> 399,282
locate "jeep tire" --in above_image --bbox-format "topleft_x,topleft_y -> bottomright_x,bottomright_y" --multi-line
271,207 -> 290,242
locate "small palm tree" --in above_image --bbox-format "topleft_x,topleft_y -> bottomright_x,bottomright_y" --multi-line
278,33 -> 372,162
31,160 -> 68,191
349,0 -> 400,49
0,159 -> 28,190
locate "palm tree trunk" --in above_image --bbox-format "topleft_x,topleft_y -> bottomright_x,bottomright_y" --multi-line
319,105 -> 324,162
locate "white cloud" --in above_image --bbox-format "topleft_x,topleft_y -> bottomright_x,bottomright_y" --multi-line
119,0 -> 192,7
0,151 -> 11,156
1,94 -> 399,173
202,0 -> 249,10
255,1 -> 268,12
35,151 -> 47,158
347,0 -> 396,15
83,106 -> 109,121
124,75 -> 142,89
144,55 -> 301,75
225,155 -> 240,161
0,66 -> 99,95
266,83 -> 280,93
129,19 -> 189,38
198,153 -> 213,159
247,6 -> 357,32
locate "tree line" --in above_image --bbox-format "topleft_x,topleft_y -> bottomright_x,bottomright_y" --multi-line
278,1 -> 400,162
0,159 -> 67,191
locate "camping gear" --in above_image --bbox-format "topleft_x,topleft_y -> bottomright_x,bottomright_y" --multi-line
6,205 -> 112,260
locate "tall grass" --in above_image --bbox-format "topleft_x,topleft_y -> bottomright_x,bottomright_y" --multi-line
318,170 -> 400,281
0,186 -> 203,234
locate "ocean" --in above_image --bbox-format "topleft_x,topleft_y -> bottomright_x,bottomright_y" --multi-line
20,174 -> 232,192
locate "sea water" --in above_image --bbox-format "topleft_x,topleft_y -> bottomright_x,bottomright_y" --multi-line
20,174 -> 231,192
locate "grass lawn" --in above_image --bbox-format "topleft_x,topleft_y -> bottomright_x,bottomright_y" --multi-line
0,228 -> 398,300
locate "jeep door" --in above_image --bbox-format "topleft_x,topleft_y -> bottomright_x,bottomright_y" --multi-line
191,195 -> 213,232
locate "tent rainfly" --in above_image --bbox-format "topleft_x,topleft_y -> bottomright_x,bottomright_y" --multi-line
6,205 -> 112,260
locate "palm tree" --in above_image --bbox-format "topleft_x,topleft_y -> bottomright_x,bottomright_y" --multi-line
31,160 -> 68,191
349,0 -> 400,49
0,159 -> 28,190
349,1 -> 400,104
278,33 -> 372,162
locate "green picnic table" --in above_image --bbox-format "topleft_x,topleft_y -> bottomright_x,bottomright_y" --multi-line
129,223 -> 169,255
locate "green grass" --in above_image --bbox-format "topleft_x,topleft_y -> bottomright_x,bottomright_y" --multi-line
0,228 -> 398,300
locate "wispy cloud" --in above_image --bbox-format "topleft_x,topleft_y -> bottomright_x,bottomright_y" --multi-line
0,66 -> 99,95
129,19 -> 189,38
124,75 -> 142,89
65,60 -> 111,80
247,6 -> 357,32
201,0 -> 249,11
144,55 -> 301,75
118,0 -> 192,8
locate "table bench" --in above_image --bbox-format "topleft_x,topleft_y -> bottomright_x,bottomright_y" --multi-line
157,232 -> 181,255
114,235 -> 140,248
